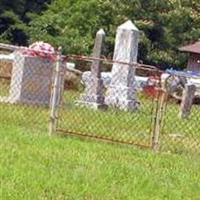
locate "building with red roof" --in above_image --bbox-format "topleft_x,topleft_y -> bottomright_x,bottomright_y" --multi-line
179,41 -> 200,72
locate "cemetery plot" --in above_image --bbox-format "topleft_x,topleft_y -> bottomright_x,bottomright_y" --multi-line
57,88 -> 156,147
0,20 -> 199,155
56,21 -> 156,148
0,102 -> 49,133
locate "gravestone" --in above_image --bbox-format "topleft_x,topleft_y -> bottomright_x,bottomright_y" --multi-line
179,84 -> 196,119
8,51 -> 63,106
105,20 -> 140,111
78,29 -> 107,109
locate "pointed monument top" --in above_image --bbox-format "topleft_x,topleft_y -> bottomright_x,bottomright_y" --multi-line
97,29 -> 105,35
118,20 -> 139,31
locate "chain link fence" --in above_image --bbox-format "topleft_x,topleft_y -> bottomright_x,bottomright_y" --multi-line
56,56 -> 159,148
0,49 -> 56,134
159,71 -> 200,155
0,48 -> 200,156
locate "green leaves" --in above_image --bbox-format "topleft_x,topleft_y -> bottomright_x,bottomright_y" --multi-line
0,0 -> 200,69
0,0 -> 51,45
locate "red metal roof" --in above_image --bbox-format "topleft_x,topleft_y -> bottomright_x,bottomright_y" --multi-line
179,41 -> 200,54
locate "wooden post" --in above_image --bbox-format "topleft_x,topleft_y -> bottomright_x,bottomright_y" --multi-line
152,89 -> 168,152
49,47 -> 62,136
179,84 -> 196,119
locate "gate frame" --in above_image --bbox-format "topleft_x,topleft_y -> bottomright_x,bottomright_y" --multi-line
151,89 -> 168,151
49,47 -> 62,136
49,54 -> 166,151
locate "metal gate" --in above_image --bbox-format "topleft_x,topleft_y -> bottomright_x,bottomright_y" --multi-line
51,55 -> 161,149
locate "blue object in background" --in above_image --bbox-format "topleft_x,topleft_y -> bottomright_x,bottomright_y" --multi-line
166,69 -> 200,77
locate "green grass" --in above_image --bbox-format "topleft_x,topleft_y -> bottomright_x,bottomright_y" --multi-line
0,88 -> 200,199
160,99 -> 200,154
58,90 -> 200,154
0,124 -> 200,200
0,88 -> 200,154
58,90 -> 154,147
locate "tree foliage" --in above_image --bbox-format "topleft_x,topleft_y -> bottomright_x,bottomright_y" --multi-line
0,0 -> 51,45
1,0 -> 200,69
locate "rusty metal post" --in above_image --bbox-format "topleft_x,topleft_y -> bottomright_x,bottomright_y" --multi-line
49,47 -> 62,136
151,89 -> 167,152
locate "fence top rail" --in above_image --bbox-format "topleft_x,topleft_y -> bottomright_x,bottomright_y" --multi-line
63,54 -> 163,73
0,43 -> 59,56
0,43 -> 163,73
0,43 -> 22,51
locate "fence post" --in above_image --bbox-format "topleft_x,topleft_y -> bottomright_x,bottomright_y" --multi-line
152,89 -> 167,152
49,47 -> 62,136
179,84 -> 196,119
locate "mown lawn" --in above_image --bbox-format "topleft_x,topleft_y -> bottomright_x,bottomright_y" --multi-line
0,124 -> 200,200
58,90 -> 200,154
57,90 -> 155,147
0,89 -> 200,199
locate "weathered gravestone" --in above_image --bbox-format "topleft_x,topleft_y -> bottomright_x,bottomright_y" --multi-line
9,51 -> 64,106
105,20 -> 140,111
179,84 -> 196,119
78,29 -> 107,109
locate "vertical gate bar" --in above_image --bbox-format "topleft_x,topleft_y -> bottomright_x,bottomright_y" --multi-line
49,47 -> 62,136
151,88 -> 160,150
151,89 -> 167,152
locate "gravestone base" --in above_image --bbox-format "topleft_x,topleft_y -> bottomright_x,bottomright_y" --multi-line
77,78 -> 107,110
77,100 -> 108,110
105,85 -> 139,111
77,94 -> 108,110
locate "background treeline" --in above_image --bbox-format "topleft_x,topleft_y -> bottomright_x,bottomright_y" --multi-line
0,0 -> 200,69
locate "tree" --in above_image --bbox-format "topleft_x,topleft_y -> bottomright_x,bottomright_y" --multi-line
1,0 -> 200,69
0,0 -> 51,45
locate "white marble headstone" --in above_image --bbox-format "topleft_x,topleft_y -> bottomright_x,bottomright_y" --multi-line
8,52 -> 63,106
105,20 -> 140,111
78,29 -> 107,109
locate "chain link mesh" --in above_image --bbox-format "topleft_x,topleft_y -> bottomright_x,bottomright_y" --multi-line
0,51 -> 56,134
160,73 -> 200,155
0,51 -> 200,156
56,57 -> 160,148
